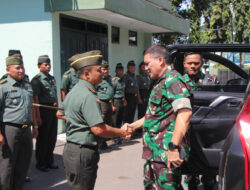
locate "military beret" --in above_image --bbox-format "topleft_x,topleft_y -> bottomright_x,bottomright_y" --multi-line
127,60 -> 135,67
101,61 -> 109,68
116,63 -> 123,70
70,50 -> 103,70
68,54 -> 80,70
38,55 -> 50,65
6,54 -> 23,66
8,50 -> 22,58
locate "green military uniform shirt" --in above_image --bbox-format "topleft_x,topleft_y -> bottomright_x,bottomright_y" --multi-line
0,75 -> 33,124
96,75 -> 114,100
61,79 -> 104,146
137,73 -> 150,90
112,76 -> 125,99
124,72 -> 138,94
142,65 -> 192,163
31,72 -> 57,104
61,68 -> 79,92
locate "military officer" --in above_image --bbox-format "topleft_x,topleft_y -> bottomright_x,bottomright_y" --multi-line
56,50 -> 132,190
125,44 -> 192,189
182,52 -> 219,190
60,55 -> 79,102
31,55 -> 58,172
124,60 -> 141,123
96,61 -> 115,149
137,62 -> 151,119
0,54 -> 38,190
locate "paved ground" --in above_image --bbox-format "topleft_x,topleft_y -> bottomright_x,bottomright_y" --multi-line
23,134 -> 216,190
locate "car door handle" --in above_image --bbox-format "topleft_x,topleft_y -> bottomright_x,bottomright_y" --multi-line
228,101 -> 241,107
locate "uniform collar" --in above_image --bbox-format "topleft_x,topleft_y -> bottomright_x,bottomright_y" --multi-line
79,79 -> 96,92
39,71 -> 50,79
7,75 -> 23,86
155,64 -> 173,84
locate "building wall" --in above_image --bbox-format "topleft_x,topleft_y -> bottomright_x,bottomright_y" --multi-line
0,0 -> 53,79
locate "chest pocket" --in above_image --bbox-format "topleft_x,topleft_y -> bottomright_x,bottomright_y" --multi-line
7,91 -> 22,106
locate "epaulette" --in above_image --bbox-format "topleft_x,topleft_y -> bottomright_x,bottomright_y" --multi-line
0,79 -> 7,84
88,86 -> 97,95
112,77 -> 116,81
34,74 -> 40,78
65,70 -> 70,74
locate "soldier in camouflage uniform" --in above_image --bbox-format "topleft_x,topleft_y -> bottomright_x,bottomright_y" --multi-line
60,54 -> 79,102
182,52 -> 219,190
126,45 -> 192,190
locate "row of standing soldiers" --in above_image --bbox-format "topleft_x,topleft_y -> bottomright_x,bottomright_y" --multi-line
61,58 -> 151,146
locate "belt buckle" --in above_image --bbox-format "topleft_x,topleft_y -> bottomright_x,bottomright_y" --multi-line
22,124 -> 28,128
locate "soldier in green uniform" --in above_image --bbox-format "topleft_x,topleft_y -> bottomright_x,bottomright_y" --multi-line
31,55 -> 58,172
125,45 -> 192,190
0,54 -> 38,190
56,50 -> 132,190
137,62 -> 151,119
112,63 -> 127,144
96,61 -> 115,149
124,60 -> 141,123
182,52 -> 219,190
60,55 -> 79,102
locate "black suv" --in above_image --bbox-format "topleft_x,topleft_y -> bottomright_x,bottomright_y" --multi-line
167,44 -> 250,190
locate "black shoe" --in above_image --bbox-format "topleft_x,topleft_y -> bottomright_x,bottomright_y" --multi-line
47,163 -> 59,169
36,165 -> 49,172
25,176 -> 31,182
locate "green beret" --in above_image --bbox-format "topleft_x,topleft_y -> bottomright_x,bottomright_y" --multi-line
116,63 -> 123,70
38,55 -> 50,65
101,61 -> 109,68
8,50 -> 22,58
6,54 -> 23,66
127,60 -> 135,67
70,50 -> 103,70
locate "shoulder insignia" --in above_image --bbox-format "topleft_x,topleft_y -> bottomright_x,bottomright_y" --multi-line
65,70 -> 70,74
34,74 -> 40,78
88,86 -> 97,95
0,79 -> 7,84
112,77 -> 116,81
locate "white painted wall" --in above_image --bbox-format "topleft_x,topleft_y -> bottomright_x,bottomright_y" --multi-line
0,0 -> 53,79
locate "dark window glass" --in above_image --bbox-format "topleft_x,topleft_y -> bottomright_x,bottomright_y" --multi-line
112,26 -> 120,44
129,30 -> 137,46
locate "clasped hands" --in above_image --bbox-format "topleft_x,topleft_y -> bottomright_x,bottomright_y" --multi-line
121,123 -> 134,140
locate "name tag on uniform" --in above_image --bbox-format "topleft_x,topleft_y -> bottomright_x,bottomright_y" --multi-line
131,82 -> 133,86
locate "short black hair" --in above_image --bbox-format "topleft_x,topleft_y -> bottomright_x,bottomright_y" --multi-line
183,52 -> 203,62
143,44 -> 170,64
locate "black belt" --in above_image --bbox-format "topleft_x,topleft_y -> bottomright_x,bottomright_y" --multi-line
114,97 -> 123,100
67,141 -> 98,151
3,122 -> 30,129
100,99 -> 112,103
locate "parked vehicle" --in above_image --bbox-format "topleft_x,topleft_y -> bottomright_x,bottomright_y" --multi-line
167,44 -> 250,190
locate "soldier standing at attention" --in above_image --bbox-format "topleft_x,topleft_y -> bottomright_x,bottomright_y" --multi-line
125,44 -> 192,190
60,55 -> 79,102
124,60 -> 141,123
183,52 -> 219,190
0,54 -> 38,190
31,55 -> 58,172
112,63 -> 127,144
96,61 -> 115,149
56,50 -> 132,190
137,61 -> 151,119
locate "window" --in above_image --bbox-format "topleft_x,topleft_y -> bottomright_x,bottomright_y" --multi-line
112,26 -> 120,44
129,30 -> 137,46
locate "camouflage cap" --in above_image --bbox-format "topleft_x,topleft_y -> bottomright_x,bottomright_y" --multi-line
101,61 -> 109,68
38,55 -> 50,65
6,54 -> 23,66
127,60 -> 135,67
70,50 -> 103,70
8,50 -> 22,58
116,63 -> 123,70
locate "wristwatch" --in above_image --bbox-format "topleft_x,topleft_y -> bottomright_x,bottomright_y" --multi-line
168,142 -> 180,151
